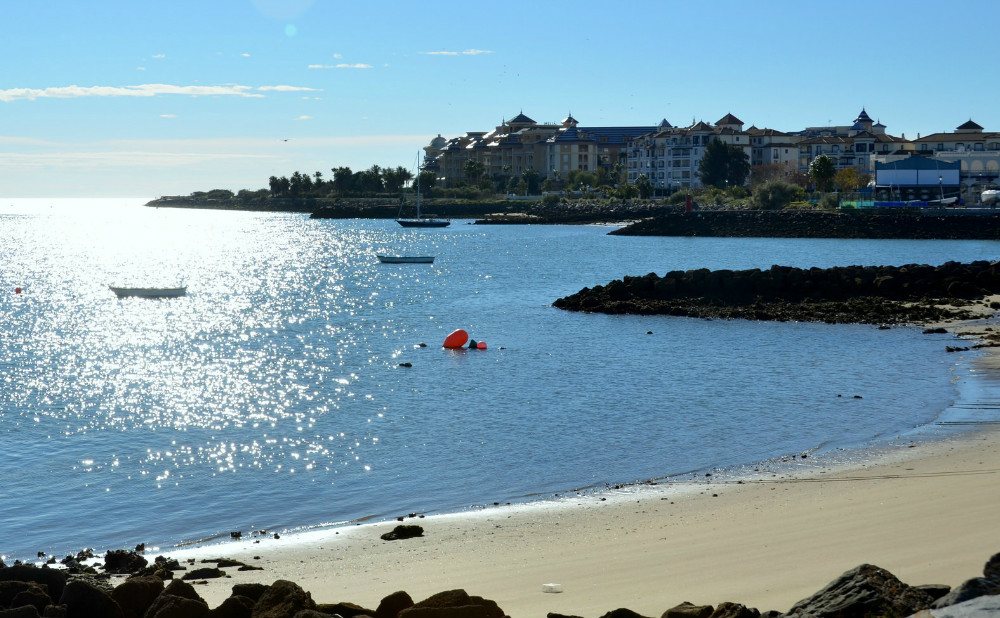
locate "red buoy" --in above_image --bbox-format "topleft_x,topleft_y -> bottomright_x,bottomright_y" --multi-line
476,341 -> 487,349
443,329 -> 469,348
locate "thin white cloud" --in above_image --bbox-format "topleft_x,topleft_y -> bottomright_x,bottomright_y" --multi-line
333,53 -> 343,59
153,54 -> 166,59
421,49 -> 492,56
257,85 -> 320,92
296,115 -> 312,120
241,53 -> 251,57
160,114 -> 177,118
308,63 -> 372,69
0,83 -> 320,102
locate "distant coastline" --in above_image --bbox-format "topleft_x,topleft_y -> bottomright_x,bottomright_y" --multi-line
148,194 -> 1000,239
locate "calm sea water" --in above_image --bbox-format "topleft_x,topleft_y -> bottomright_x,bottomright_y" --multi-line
1,198 -> 998,562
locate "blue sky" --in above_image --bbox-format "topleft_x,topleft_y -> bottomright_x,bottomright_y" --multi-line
2,0 -> 998,198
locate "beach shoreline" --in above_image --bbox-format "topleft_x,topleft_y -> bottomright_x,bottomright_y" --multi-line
135,319 -> 1000,617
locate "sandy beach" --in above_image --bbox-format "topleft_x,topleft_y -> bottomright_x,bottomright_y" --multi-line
153,349 -> 1000,616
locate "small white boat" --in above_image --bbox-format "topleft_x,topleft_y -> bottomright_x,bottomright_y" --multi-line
377,255 -> 434,264
109,286 -> 187,298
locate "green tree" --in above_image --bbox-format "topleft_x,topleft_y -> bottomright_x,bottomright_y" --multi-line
464,159 -> 486,184
357,165 -> 384,193
417,170 -> 436,192
331,166 -> 355,195
699,139 -> 750,189
268,175 -> 289,196
382,166 -> 413,193
522,169 -> 541,195
617,183 -> 639,199
809,155 -> 836,192
635,174 -> 653,199
834,167 -> 870,192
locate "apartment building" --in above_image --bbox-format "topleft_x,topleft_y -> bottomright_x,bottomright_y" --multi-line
795,110 -> 910,177
423,113 -> 655,188
423,109 -> 1000,199
625,114 -> 754,191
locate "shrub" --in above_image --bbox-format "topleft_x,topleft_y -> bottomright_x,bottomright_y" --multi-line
751,180 -> 803,210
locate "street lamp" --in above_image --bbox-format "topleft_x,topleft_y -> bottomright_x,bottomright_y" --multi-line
939,175 -> 944,202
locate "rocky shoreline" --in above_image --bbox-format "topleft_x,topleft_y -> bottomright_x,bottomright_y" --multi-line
553,260 -> 1000,328
610,210 -> 1000,239
1,545 -> 997,618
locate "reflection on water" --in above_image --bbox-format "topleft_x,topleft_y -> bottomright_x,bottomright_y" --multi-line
0,199 -> 994,561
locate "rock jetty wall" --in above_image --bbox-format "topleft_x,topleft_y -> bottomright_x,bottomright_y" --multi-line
553,261 -> 1000,324
612,210 -> 1000,239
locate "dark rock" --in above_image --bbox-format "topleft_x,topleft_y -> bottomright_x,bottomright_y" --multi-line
554,260 -> 1000,325
984,552 -> 1000,582
159,579 -> 206,604
0,606 -> 41,618
181,568 -> 225,581
759,612 -> 781,618
931,577 -> 1000,609
231,584 -> 268,603
110,575 -> 163,618
599,610 -> 650,618
10,586 -> 51,615
206,595 -> 254,618
708,603 -> 758,618
380,526 -> 424,541
662,602 -> 714,618
547,614 -> 585,618
103,551 -> 148,575
290,611 -> 334,618
783,563 -> 934,618
0,583 -> 49,610
916,584 -> 952,601
57,579 -> 124,618
252,580 -> 317,618
374,591 -> 413,618
317,601 -> 373,617
0,567 -> 66,602
41,605 -> 66,617
143,593 -> 209,618
399,590 -> 504,618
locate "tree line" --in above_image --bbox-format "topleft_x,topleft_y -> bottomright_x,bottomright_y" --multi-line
267,165 -> 431,198
189,139 -> 868,211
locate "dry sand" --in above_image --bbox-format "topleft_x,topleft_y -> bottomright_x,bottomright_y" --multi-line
150,318 -> 1000,618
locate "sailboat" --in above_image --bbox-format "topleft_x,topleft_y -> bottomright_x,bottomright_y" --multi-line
396,158 -> 449,228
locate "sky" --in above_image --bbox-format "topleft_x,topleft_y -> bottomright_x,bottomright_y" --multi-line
2,0 -> 999,198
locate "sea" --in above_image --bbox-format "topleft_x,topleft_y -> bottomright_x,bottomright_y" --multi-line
2,197 -> 1000,564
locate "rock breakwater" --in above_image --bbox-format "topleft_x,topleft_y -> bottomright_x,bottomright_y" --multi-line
611,210 -> 1000,239
553,260 -> 1000,324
